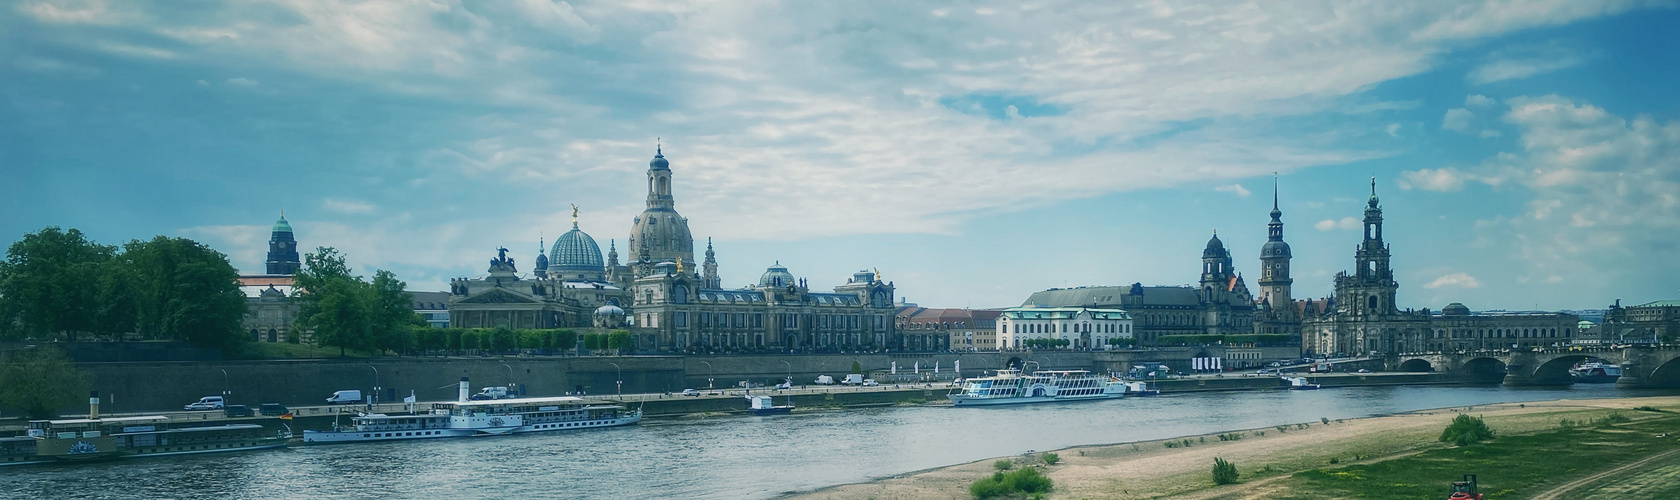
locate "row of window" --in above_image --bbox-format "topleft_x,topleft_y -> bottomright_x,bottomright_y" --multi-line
1432,327 -> 1571,339
1006,323 -> 1132,335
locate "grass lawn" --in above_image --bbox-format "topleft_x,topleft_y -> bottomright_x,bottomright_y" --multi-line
1271,411 -> 1680,500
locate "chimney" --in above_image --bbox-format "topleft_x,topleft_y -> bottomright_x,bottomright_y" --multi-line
89,391 -> 100,420
458,377 -> 470,403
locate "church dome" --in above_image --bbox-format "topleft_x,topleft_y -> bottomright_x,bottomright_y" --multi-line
535,252 -> 549,273
759,262 -> 795,288
650,147 -> 669,171
550,226 -> 604,272
273,216 -> 293,234
1261,239 -> 1292,258
1203,232 -> 1228,259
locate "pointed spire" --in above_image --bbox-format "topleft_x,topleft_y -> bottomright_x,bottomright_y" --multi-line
656,137 -> 663,157
1272,172 -> 1280,211
539,233 -> 545,255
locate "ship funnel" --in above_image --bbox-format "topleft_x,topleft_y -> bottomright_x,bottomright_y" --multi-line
89,391 -> 100,420
459,377 -> 470,402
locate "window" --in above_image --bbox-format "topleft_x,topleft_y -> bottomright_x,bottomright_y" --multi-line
676,312 -> 687,328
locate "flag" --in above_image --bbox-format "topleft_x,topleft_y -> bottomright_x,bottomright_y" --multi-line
279,413 -> 293,420
403,391 -> 416,404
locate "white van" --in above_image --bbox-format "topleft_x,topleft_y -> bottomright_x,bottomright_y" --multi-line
184,396 -> 225,411
326,390 -> 363,404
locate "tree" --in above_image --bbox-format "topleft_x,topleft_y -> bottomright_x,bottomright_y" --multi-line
369,270 -> 420,355
120,236 -> 248,350
608,330 -> 634,352
292,247 -> 372,356
1439,414 -> 1494,446
1212,457 -> 1239,485
555,329 -> 578,354
0,227 -> 116,340
0,347 -> 91,419
490,327 -> 517,353
459,330 -> 480,355
851,360 -> 863,374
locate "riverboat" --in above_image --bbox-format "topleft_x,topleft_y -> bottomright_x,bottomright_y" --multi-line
947,369 -> 1126,406
301,396 -> 641,444
2,415 -> 291,467
1570,362 -> 1621,384
1283,376 -> 1321,390
746,395 -> 793,415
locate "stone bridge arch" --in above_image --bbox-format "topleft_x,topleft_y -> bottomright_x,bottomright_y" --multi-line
1398,358 -> 1435,372
1459,357 -> 1508,381
1616,347 -> 1680,389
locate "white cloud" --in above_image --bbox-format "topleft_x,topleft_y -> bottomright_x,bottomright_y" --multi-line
1315,217 -> 1360,231
1465,94 -> 1495,108
1398,168 -> 1466,192
1215,183 -> 1251,197
224,77 -> 258,87
1385,123 -> 1401,137
322,198 -> 376,214
1425,272 -> 1481,289
1469,54 -> 1583,84
1442,108 -> 1474,132
20,0 -> 118,24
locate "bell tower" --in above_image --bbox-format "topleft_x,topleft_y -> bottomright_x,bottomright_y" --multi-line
1258,175 -> 1296,329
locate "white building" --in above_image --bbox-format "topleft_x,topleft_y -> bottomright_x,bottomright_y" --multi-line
997,307 -> 1134,350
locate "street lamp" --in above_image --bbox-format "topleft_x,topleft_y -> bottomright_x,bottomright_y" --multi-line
501,363 -> 515,395
780,360 -> 792,388
608,362 -> 622,399
700,360 -> 714,390
368,365 -> 380,405
218,368 -> 230,402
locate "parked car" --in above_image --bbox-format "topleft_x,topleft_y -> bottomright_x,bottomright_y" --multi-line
259,403 -> 289,416
223,405 -> 254,418
184,396 -> 225,411
325,390 -> 362,404
681,389 -> 700,397
1356,369 -> 1371,373
774,382 -> 792,390
861,379 -> 879,386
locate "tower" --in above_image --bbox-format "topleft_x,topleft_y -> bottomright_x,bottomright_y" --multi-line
1200,230 -> 1234,304
265,211 -> 300,275
702,237 -> 720,289
1258,176 -> 1297,333
628,142 -> 696,277
1338,178 -> 1398,317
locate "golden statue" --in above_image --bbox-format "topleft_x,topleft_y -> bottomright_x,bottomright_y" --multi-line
873,267 -> 881,282
676,257 -> 685,273
570,204 -> 580,226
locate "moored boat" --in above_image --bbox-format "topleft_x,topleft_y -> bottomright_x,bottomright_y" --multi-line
1284,376 -> 1321,390
947,369 -> 1126,406
2,393 -> 290,467
1570,362 -> 1621,384
746,395 -> 793,415
302,378 -> 639,444
1123,381 -> 1161,396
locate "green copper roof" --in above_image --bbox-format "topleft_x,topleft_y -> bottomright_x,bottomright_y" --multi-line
273,216 -> 292,233
1633,299 -> 1680,308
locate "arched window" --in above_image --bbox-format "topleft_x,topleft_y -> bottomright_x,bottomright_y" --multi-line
673,286 -> 689,304
1368,295 -> 1378,311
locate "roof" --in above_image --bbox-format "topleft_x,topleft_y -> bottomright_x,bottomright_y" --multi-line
1021,285 -> 1202,308
1632,300 -> 1680,308
238,275 -> 295,287
999,307 -> 1132,320
411,291 -> 450,311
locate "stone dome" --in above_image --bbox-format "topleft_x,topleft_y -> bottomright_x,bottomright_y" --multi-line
272,216 -> 293,234
759,261 -> 795,288
1203,232 -> 1228,259
534,252 -> 549,273
650,147 -> 669,171
1442,302 -> 1471,316
550,225 -> 604,273
1261,239 -> 1292,258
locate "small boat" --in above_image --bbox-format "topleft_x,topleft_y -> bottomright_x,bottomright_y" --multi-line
1284,376 -> 1320,390
948,369 -> 1126,406
1570,362 -> 1621,384
746,395 -> 792,415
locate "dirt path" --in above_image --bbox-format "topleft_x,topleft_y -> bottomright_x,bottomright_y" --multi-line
1529,447 -> 1680,500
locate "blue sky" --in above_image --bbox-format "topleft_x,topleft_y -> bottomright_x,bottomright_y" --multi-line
4,1 -> 1679,311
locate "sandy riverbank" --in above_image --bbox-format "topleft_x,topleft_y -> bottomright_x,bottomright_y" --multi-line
784,395 -> 1680,500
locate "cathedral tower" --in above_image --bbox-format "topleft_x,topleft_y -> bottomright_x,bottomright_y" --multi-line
628,144 -> 696,277
1258,177 -> 1294,316
1200,230 -> 1234,303
265,211 -> 300,275
1337,178 -> 1398,317
702,237 -> 720,289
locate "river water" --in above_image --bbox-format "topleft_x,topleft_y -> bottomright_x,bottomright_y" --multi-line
12,383 -> 1672,499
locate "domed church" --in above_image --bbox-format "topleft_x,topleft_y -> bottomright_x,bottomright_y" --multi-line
448,145 -> 902,354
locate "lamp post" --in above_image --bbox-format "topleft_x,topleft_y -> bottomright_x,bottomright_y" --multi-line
218,368 -> 230,402
780,360 -> 792,389
700,360 -> 714,389
369,365 -> 381,405
608,362 -> 622,399
501,363 -> 515,395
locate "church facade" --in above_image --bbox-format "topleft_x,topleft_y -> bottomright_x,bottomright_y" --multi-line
448,146 -> 900,353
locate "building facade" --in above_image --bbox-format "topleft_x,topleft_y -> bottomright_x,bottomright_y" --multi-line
1253,180 -> 1300,337
449,147 -> 900,352
996,307 -> 1133,350
1601,299 -> 1680,344
240,214 -> 303,343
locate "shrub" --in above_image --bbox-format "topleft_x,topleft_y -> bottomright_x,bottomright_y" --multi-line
1328,457 -> 1339,464
994,460 -> 1013,471
1558,418 -> 1577,429
1632,406 -> 1665,413
1042,452 -> 1060,465
1439,414 -> 1494,446
1212,457 -> 1239,485
1593,413 -> 1632,428
1321,417 -> 1330,425
971,468 -> 1053,499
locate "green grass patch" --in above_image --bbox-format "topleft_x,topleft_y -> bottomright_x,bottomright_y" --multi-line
971,467 -> 1052,499
1272,414 -> 1680,500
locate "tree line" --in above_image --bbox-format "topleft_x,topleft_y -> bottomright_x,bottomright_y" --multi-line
0,227 -> 248,350
383,327 -> 634,356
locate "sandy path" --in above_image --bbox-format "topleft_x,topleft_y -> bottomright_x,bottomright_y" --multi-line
782,396 -> 1680,500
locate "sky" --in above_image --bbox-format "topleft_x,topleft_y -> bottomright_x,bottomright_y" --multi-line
4,0 -> 1679,312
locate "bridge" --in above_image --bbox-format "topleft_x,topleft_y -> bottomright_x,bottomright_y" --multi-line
1389,345 -> 1680,387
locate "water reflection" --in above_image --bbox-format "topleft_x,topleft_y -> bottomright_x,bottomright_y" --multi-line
13,384 -> 1671,500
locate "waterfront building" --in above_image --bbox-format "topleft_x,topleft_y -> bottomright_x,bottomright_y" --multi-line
1300,180 -> 1579,356
412,291 -> 451,329
1600,299 -> 1680,344
894,306 -> 988,352
448,147 -> 898,352
995,306 -> 1133,350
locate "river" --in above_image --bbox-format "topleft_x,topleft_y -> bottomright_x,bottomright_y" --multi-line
11,383 -> 1673,499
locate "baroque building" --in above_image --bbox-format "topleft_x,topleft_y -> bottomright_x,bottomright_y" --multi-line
448,146 -> 901,352
1300,180 -> 1579,356
240,213 -> 304,343
995,307 -> 1134,350
1253,178 -> 1299,337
